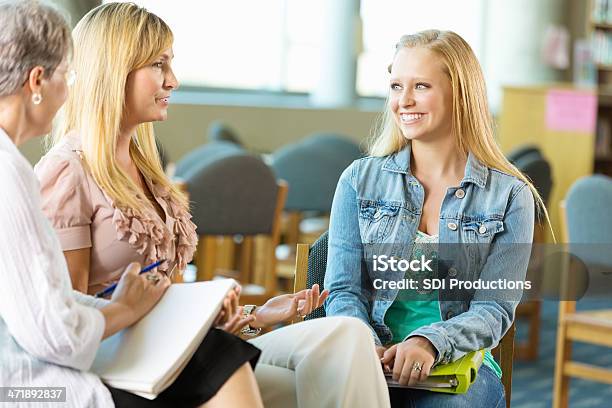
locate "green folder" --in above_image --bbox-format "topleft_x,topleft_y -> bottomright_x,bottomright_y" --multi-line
385,350 -> 485,394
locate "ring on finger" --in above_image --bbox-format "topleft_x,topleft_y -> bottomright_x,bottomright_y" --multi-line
412,361 -> 422,372
146,273 -> 161,284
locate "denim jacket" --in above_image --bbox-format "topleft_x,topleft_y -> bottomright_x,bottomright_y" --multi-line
324,145 -> 534,366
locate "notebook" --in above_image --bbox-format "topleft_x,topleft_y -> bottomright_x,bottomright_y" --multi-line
385,349 -> 485,394
90,279 -> 236,399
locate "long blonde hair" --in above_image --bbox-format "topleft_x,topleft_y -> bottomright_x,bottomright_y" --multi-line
370,29 -> 551,235
52,2 -> 188,214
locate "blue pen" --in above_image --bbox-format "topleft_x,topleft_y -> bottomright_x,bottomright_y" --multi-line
94,259 -> 166,298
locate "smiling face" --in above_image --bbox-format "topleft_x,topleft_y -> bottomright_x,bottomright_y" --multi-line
123,47 -> 178,127
389,46 -> 454,143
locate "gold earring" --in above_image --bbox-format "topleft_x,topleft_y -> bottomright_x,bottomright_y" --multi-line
32,93 -> 42,105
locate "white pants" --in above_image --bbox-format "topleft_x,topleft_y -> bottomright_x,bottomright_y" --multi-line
248,316 -> 390,408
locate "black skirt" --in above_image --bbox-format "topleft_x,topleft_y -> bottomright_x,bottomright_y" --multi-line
106,328 -> 261,408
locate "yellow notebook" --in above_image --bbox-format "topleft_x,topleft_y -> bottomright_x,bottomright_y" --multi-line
385,350 -> 485,394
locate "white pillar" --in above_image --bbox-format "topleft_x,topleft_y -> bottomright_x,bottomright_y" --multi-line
310,0 -> 361,108
483,0 -> 567,113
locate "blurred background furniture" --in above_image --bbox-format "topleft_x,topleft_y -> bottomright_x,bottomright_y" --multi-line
185,151 -> 287,304
293,232 -> 516,408
271,133 -> 362,285
174,140 -> 245,180
553,175 -> 612,408
207,120 -> 244,146
508,145 -> 554,361
498,85 -> 596,243
270,132 -> 362,244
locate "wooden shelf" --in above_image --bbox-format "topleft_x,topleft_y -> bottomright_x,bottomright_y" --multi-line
590,6 -> 612,177
598,92 -> 612,107
592,21 -> 612,30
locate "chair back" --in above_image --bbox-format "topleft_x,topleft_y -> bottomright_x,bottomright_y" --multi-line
175,141 -> 245,179
186,152 -> 279,235
294,231 -> 514,407
271,134 -> 362,212
207,120 -> 243,146
507,144 -> 542,164
565,175 -> 612,245
513,151 -> 553,209
564,175 -> 612,289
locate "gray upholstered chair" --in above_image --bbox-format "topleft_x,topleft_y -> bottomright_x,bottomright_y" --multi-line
185,151 -> 288,303
174,141 -> 245,179
271,133 -> 362,245
271,133 -> 362,213
553,175 -> 612,408
507,144 -> 542,164
207,120 -> 243,146
513,151 -> 553,208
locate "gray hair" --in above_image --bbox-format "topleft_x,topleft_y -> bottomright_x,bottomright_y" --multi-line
0,0 -> 72,97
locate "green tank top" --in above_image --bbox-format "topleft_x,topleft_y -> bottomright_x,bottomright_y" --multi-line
383,230 -> 502,378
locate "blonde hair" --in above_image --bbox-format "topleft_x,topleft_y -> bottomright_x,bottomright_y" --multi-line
52,2 -> 187,214
370,29 -> 551,236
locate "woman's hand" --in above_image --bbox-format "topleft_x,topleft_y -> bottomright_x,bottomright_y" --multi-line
214,285 -> 254,335
214,285 -> 241,326
251,284 -> 329,329
381,336 -> 437,386
102,263 -> 170,338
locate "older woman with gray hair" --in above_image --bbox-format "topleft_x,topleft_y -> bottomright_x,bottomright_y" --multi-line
0,2 -> 266,407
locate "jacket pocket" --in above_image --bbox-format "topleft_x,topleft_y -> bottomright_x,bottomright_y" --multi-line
461,219 -> 505,277
462,219 -> 504,244
358,201 -> 400,244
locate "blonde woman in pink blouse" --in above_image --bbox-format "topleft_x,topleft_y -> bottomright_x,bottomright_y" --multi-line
35,3 -> 390,408
0,2 -> 263,408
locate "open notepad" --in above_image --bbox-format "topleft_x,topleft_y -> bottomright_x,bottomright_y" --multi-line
385,349 -> 485,394
90,279 -> 236,400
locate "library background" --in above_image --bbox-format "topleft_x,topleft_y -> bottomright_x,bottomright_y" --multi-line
10,0 -> 612,407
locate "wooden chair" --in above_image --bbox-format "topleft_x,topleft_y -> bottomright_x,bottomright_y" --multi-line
294,233 -> 515,408
552,176 -> 612,408
185,152 -> 288,304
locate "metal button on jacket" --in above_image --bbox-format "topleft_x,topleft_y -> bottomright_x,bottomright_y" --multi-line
478,225 -> 487,234
447,222 -> 458,231
455,189 -> 465,199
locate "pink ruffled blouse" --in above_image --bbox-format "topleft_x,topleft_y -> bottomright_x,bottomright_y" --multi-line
34,133 -> 197,295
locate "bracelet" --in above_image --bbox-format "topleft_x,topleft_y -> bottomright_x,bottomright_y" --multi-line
240,304 -> 261,336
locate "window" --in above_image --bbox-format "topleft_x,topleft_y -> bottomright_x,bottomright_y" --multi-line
357,0 -> 486,97
104,0 -> 324,92
104,0 -> 485,99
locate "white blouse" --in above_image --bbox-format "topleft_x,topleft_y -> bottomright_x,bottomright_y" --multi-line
0,128 -> 113,407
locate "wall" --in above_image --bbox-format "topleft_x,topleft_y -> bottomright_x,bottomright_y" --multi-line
19,103 -> 380,164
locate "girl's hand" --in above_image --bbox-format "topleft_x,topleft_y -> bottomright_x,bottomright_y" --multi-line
381,336 -> 437,386
251,284 -> 329,329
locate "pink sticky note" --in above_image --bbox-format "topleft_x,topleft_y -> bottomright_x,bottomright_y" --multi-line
545,89 -> 597,133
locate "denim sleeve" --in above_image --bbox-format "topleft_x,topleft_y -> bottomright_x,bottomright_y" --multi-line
324,161 -> 381,345
408,183 -> 535,365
